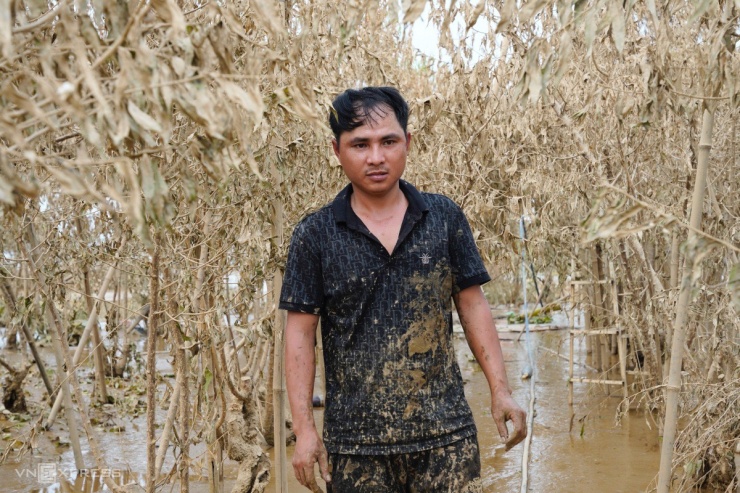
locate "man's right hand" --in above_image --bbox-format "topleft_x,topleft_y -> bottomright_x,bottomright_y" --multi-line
292,428 -> 332,492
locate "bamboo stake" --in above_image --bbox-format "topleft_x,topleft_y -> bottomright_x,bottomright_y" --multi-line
145,232 -> 161,493
669,231 -> 680,293
519,371 -> 535,493
176,297 -> 191,492
657,108 -> 714,493
594,243 -> 611,372
270,187 -> 288,491
587,248 -> 602,371
258,337 -> 272,381
263,286 -> 276,444
272,270 -> 288,493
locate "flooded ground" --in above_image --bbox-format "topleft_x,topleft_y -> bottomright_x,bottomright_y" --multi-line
0,318 -> 662,492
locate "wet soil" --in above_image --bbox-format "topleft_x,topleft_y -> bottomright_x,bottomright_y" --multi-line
0,321 -> 662,492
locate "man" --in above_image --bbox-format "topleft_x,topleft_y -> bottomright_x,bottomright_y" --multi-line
280,86 -> 526,492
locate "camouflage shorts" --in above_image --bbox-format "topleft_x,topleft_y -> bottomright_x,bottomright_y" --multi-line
326,435 -> 482,493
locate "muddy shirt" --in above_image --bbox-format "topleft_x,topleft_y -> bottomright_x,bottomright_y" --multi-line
279,180 -> 491,455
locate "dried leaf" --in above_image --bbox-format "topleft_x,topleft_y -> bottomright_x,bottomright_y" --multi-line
519,0 -> 549,24
646,0 -> 659,26
609,2 -> 625,53
0,174 -> 14,206
496,0 -> 516,32
465,0 -> 485,32
552,32 -> 572,85
127,100 -> 163,134
0,0 -> 11,59
250,0 -> 287,38
730,263 -> 740,311
403,0 -> 427,24
45,166 -> 89,198
150,0 -> 187,32
217,79 -> 264,128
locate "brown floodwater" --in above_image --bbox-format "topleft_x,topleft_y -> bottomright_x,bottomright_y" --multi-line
0,325 -> 662,492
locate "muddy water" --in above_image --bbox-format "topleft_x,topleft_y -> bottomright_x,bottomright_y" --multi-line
468,330 -> 660,493
263,329 -> 661,492
0,327 -> 661,492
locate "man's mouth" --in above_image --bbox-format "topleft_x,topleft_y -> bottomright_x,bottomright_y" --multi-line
367,171 -> 388,181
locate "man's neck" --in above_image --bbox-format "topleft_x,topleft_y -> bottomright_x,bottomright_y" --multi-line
350,182 -> 406,219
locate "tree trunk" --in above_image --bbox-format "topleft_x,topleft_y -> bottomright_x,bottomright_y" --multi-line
0,269 -> 54,399
77,216 -> 109,404
82,267 -> 109,403
0,357 -> 33,412
20,224 -> 126,492
226,378 -> 270,493
657,108 -> 714,493
46,248 -> 124,428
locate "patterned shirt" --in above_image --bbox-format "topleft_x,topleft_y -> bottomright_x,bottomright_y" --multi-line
279,180 -> 491,454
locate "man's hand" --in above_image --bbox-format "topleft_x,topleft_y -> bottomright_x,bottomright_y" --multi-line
286,311 -> 329,490
491,390 -> 527,450
292,428 -> 332,492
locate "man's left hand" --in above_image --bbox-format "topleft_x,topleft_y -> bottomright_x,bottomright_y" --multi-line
491,390 -> 527,450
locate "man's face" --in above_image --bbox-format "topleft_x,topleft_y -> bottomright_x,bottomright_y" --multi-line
332,107 -> 411,198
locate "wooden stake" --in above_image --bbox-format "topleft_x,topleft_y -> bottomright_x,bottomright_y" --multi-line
145,232 -> 160,493
657,108 -> 714,493
519,373 -> 535,493
272,270 -> 288,493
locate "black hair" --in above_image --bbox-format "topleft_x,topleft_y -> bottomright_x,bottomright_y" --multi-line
329,86 -> 410,142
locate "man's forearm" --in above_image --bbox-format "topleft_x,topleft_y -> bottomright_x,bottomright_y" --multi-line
285,313 -> 320,436
455,287 -> 511,396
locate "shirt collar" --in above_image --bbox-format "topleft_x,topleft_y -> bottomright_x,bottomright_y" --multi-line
332,179 -> 429,224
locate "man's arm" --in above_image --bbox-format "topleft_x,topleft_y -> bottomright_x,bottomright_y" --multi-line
453,285 -> 527,450
285,311 -> 331,491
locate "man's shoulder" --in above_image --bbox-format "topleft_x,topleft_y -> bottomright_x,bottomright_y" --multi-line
299,202 -> 334,224
291,202 -> 335,237
420,191 -> 461,213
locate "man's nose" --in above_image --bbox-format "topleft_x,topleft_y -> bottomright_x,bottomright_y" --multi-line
366,144 -> 384,164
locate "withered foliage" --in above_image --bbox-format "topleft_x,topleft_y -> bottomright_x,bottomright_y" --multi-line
0,0 -> 738,491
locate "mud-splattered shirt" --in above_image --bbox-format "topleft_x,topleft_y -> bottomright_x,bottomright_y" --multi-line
280,180 -> 491,455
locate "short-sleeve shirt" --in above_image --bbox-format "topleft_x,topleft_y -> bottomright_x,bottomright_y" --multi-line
279,180 -> 491,455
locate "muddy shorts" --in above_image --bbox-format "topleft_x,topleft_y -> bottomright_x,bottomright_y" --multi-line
326,435 -> 482,493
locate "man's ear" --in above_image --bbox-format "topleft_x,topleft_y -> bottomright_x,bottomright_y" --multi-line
332,138 -> 340,157
405,133 -> 412,151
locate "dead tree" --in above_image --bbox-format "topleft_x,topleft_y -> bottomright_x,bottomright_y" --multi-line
225,377 -> 270,493
0,356 -> 34,412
